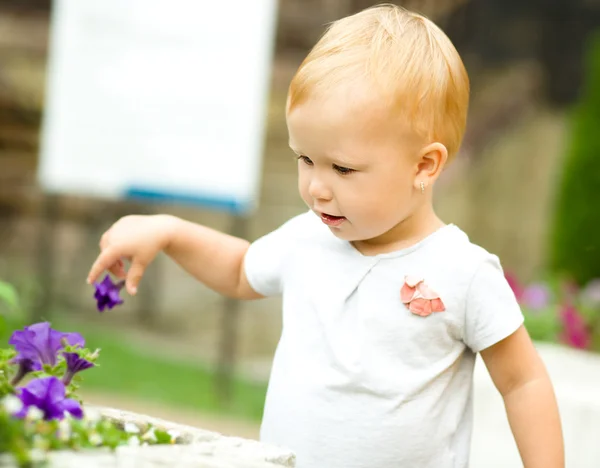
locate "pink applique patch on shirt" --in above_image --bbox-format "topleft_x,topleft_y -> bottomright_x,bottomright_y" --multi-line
400,276 -> 446,317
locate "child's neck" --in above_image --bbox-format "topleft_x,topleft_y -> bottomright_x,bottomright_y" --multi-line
351,205 -> 445,256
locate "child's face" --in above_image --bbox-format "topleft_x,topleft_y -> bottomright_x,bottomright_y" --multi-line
287,89 -> 426,246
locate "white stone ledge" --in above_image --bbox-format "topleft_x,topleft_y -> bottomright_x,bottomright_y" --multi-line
0,406 -> 296,468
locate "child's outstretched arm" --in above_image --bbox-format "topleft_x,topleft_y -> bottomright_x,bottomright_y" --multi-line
480,325 -> 564,468
87,214 -> 262,300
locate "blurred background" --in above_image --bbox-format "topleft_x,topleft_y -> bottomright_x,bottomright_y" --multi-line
0,0 -> 599,466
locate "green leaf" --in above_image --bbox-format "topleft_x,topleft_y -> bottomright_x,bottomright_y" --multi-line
0,349 -> 16,361
154,428 -> 172,444
0,281 -> 18,311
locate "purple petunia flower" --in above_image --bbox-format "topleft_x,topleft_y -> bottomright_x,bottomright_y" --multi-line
14,376 -> 83,420
62,352 -> 95,386
94,275 -> 125,312
9,322 -> 85,369
9,357 -> 38,386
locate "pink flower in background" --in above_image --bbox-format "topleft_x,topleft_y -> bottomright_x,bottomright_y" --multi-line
559,304 -> 591,349
505,272 -> 550,311
401,276 -> 445,317
505,272 -> 524,301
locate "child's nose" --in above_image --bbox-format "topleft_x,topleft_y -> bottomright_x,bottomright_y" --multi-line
308,176 -> 333,201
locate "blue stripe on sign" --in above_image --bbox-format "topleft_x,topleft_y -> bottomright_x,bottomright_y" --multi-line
124,187 -> 252,215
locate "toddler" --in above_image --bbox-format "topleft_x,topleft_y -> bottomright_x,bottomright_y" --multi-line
87,5 -> 564,467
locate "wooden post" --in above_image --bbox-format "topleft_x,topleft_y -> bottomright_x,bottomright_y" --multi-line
215,213 -> 248,406
32,193 -> 59,323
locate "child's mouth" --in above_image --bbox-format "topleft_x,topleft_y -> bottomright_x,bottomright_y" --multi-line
320,212 -> 346,227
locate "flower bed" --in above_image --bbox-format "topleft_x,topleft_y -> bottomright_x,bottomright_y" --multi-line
0,278 -> 295,467
0,319 -> 205,465
506,272 -> 600,351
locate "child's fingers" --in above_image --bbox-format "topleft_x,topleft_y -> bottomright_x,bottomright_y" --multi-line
87,248 -> 122,285
108,258 -> 127,279
126,260 -> 146,296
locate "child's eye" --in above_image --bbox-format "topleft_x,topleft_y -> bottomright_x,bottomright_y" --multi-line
333,164 -> 355,175
297,155 -> 313,166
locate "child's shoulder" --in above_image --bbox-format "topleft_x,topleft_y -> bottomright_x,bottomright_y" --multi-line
435,226 -> 523,351
431,224 -> 505,279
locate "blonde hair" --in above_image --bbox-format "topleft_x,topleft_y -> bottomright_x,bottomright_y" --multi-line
287,4 -> 470,160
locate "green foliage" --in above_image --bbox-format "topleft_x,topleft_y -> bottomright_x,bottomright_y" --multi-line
0,349 -> 17,399
522,305 -> 562,343
0,281 -> 19,338
550,32 -> 600,285
76,330 -> 267,422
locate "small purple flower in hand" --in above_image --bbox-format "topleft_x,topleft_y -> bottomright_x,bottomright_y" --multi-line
94,275 -> 125,312
62,352 -> 95,385
9,322 -> 85,370
14,376 -> 83,420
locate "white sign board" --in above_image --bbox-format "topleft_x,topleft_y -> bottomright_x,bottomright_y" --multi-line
38,0 -> 278,214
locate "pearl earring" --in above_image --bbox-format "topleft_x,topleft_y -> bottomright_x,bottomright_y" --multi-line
420,181 -> 426,194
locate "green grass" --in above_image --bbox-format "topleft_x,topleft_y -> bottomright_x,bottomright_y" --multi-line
0,315 -> 267,422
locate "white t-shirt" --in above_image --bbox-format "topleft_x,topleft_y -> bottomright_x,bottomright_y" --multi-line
244,211 -> 524,468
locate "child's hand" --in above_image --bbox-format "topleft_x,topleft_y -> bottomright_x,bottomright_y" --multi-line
87,214 -> 175,296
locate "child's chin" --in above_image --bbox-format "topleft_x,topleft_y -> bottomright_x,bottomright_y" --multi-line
328,227 -> 362,242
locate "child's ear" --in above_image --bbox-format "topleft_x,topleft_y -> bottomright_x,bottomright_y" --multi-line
415,142 -> 448,181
